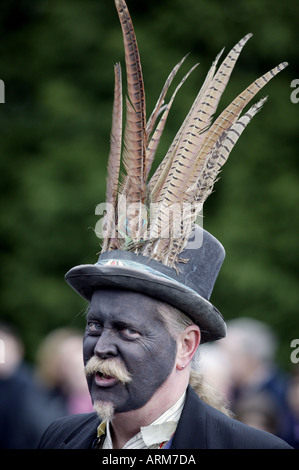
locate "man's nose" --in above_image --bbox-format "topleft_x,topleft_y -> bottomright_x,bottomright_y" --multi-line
94,328 -> 118,359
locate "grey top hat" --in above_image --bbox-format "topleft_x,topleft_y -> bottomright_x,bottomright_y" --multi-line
65,226 -> 226,344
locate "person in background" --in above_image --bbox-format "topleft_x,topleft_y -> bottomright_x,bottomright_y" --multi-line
195,342 -> 234,405
0,322 -> 48,448
35,328 -> 93,416
234,391 -> 280,436
220,317 -> 291,440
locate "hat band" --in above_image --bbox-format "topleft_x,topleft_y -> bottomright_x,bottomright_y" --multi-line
95,258 -> 199,295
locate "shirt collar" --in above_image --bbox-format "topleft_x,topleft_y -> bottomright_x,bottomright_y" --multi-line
97,392 -> 186,449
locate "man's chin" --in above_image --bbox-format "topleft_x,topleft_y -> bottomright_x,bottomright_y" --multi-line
93,400 -> 115,422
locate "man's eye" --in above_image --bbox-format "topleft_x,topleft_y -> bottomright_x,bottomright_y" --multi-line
87,322 -> 102,333
122,328 -> 140,339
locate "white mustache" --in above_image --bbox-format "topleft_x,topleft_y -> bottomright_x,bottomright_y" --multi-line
85,356 -> 132,385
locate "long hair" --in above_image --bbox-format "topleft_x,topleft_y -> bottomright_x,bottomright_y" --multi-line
157,302 -> 233,417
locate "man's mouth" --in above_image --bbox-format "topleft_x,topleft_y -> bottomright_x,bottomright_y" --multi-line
94,371 -> 119,388
85,356 -> 132,386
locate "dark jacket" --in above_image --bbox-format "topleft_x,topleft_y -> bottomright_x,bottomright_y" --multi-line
38,386 -> 292,449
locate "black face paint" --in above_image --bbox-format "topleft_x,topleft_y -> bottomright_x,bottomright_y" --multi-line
83,289 -> 177,413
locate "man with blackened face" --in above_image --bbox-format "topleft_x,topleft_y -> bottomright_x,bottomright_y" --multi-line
83,289 -> 200,448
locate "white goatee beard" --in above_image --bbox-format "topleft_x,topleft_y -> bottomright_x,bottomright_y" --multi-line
93,400 -> 115,422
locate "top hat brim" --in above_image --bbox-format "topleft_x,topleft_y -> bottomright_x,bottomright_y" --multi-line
65,261 -> 226,344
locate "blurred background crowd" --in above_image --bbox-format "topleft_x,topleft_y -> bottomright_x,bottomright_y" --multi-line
0,0 -> 298,450
198,318 -> 299,448
0,322 -> 93,448
1,317 -> 299,448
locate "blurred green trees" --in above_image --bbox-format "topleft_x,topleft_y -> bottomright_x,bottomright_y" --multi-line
0,0 -> 298,367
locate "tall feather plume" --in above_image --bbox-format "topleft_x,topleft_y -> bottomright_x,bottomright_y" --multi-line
101,0 -> 287,267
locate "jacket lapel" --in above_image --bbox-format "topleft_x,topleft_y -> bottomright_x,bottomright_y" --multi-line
171,386 -> 208,449
61,413 -> 100,449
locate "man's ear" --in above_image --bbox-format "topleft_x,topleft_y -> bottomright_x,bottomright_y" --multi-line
176,325 -> 201,370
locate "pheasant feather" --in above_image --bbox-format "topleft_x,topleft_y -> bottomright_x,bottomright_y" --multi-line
146,62 -> 199,181
115,0 -> 147,204
148,47 -> 224,201
192,62 -> 288,179
146,54 -> 189,139
106,63 -> 123,207
102,63 -> 123,252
